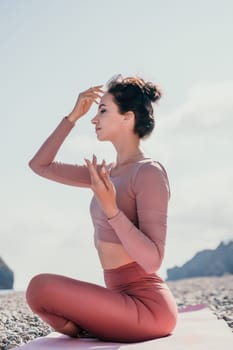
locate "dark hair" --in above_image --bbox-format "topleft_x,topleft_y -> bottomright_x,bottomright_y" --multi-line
107,76 -> 162,138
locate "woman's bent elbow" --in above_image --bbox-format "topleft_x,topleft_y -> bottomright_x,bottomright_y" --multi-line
28,158 -> 42,175
144,261 -> 162,274
142,251 -> 163,274
28,159 -> 36,171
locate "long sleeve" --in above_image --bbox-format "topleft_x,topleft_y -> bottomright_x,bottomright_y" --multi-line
108,163 -> 170,273
29,117 -> 91,187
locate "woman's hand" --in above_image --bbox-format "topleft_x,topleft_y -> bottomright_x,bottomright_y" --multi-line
67,85 -> 104,123
84,155 -> 120,219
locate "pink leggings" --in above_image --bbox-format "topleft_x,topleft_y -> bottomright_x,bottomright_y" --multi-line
26,262 -> 177,342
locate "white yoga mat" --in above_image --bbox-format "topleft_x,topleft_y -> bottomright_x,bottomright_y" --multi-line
13,305 -> 233,349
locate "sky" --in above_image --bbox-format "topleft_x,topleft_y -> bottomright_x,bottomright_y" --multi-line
1,0 -> 233,290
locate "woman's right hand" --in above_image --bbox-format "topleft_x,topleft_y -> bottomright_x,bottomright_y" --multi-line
67,85 -> 104,123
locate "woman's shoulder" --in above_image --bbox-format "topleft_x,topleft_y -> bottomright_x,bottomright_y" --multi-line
132,158 -> 168,177
131,158 -> 171,197
108,158 -> 169,181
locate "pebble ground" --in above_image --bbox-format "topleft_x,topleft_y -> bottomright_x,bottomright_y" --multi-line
0,274 -> 232,349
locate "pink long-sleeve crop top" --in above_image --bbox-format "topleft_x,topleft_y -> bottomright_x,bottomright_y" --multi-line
29,117 -> 171,273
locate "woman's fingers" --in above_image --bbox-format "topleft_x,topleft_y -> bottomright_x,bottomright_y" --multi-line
84,158 -> 99,183
97,160 -> 110,190
100,160 -> 107,177
92,154 -> 97,168
84,91 -> 103,98
84,156 -> 105,188
85,156 -> 111,191
100,161 -> 114,190
84,156 -> 117,217
85,86 -> 104,96
70,85 -> 104,119
100,158 -> 106,170
82,94 -> 102,105
88,85 -> 103,90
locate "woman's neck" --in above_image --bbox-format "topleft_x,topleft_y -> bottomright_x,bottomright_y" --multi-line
112,136 -> 145,168
116,150 -> 145,167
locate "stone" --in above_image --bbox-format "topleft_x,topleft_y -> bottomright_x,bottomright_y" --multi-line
167,241 -> 233,281
0,257 -> 14,289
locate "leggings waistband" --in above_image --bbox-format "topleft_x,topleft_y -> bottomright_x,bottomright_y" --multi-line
103,261 -> 164,290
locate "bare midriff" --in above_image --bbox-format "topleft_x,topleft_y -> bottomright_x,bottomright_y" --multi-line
95,239 -> 135,269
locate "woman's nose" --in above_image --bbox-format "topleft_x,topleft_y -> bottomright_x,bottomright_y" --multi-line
91,115 -> 98,124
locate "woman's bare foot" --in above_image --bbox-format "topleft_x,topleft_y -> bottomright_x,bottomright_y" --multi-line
55,320 -> 81,337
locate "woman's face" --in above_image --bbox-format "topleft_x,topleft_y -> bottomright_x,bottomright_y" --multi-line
91,92 -> 126,142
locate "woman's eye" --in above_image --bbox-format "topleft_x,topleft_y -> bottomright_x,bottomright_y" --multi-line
100,109 -> 106,114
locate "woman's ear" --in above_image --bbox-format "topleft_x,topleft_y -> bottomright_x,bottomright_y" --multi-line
123,111 -> 135,121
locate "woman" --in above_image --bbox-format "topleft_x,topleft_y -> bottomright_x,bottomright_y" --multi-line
26,75 -> 177,342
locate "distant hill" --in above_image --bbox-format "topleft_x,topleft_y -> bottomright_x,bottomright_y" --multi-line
0,257 -> 14,289
166,241 -> 233,281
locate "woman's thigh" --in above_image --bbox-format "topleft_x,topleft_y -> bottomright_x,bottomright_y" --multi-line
26,273 -> 151,341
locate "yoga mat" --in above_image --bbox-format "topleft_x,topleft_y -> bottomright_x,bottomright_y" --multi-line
13,305 -> 232,349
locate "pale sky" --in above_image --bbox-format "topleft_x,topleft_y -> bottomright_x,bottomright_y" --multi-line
1,0 -> 233,290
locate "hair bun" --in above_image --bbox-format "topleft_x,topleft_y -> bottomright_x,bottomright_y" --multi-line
142,82 -> 162,103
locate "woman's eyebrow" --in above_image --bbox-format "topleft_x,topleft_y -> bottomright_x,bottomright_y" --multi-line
98,103 -> 107,109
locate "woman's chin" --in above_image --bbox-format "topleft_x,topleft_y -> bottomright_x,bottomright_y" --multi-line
96,133 -> 109,142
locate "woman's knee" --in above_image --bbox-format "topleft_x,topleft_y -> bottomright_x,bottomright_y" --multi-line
26,273 -> 54,310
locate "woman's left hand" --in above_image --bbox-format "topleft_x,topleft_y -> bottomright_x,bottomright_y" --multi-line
84,155 -> 120,219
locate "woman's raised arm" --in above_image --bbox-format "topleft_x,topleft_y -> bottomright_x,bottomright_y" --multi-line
29,86 -> 104,187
